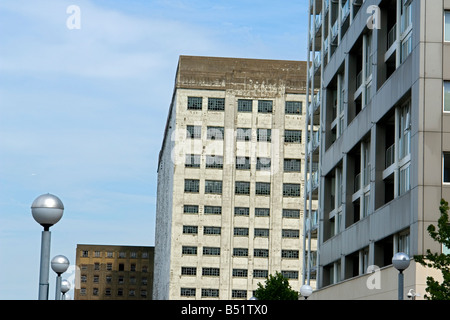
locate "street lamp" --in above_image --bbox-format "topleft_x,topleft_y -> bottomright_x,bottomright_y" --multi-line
60,279 -> 71,300
31,193 -> 64,300
300,284 -> 313,300
392,252 -> 410,300
51,255 -> 70,300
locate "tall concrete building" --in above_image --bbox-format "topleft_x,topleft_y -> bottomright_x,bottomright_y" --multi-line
154,56 -> 307,300
304,0 -> 450,299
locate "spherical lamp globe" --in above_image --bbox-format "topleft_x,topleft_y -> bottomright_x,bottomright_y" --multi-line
31,193 -> 64,228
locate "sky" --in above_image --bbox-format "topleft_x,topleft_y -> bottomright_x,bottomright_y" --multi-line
0,0 -> 308,300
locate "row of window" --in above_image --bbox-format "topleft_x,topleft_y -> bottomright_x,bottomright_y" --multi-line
79,287 -> 148,298
186,155 -> 301,172
186,126 -> 302,143
80,250 -> 150,259
187,97 -> 303,114
182,226 -> 300,238
180,267 -> 299,279
80,274 -> 149,285
181,288 -> 251,298
184,179 -> 301,196
183,206 -> 301,218
80,263 -> 149,272
181,246 -> 299,259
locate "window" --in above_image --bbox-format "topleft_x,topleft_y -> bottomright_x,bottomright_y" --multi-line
285,130 -> 302,143
204,206 -> 222,215
236,128 -> 252,141
283,183 -> 301,197
234,207 -> 249,216
181,288 -> 196,297
257,128 -> 271,142
235,181 -> 250,195
233,248 -> 248,256
236,157 -> 251,170
234,227 -> 249,236
202,289 -> 219,298
445,11 -> 450,42
183,225 -> 198,234
444,81 -> 450,112
184,205 -> 199,214
258,100 -> 273,113
399,165 -> 410,195
282,271 -> 299,279
398,101 -> 411,159
204,226 -> 221,235
284,159 -> 301,172
254,249 -> 269,258
207,126 -> 224,140
255,182 -> 270,195
232,290 -> 247,299
238,99 -> 252,112
202,268 -> 220,276
400,1 -> 413,63
282,229 -> 300,238
208,98 -> 225,111
285,101 -> 302,114
256,157 -> 271,171
282,209 -> 300,218
188,97 -> 202,110
254,228 -> 269,237
282,250 -> 299,259
254,270 -> 268,278
184,179 -> 199,193
203,247 -> 220,256
205,155 -> 223,169
185,154 -> 200,168
182,246 -> 197,255
186,125 -> 201,139
255,208 -> 270,217
233,269 -> 248,277
444,152 -> 450,183
82,250 -> 89,257
205,180 -> 222,194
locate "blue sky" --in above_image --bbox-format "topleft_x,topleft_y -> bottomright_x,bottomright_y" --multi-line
0,0 -> 308,299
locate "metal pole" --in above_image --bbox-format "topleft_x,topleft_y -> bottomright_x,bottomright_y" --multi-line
38,228 -> 51,300
398,271 -> 404,300
55,274 -> 62,300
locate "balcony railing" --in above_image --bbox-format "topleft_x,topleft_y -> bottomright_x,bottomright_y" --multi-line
385,143 -> 395,168
387,24 -> 397,50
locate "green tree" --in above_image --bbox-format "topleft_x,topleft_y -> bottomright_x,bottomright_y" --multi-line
414,198 -> 450,300
254,272 -> 298,300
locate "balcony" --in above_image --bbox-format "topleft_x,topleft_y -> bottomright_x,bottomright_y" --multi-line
306,210 -> 319,237
331,20 -> 339,45
385,143 -> 395,168
385,24 -> 397,62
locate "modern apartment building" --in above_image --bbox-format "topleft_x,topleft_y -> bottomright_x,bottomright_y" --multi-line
74,244 -> 154,300
304,0 -> 450,299
154,56 -> 307,300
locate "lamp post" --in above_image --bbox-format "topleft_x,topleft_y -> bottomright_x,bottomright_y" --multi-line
392,252 -> 410,300
61,279 -> 71,300
300,284 -> 313,300
51,255 -> 70,300
31,193 -> 64,300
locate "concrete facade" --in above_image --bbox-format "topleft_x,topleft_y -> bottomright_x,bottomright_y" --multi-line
305,0 -> 449,299
154,56 -> 308,300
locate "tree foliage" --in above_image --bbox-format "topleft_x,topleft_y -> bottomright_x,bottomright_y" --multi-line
414,198 -> 450,300
254,272 -> 298,300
